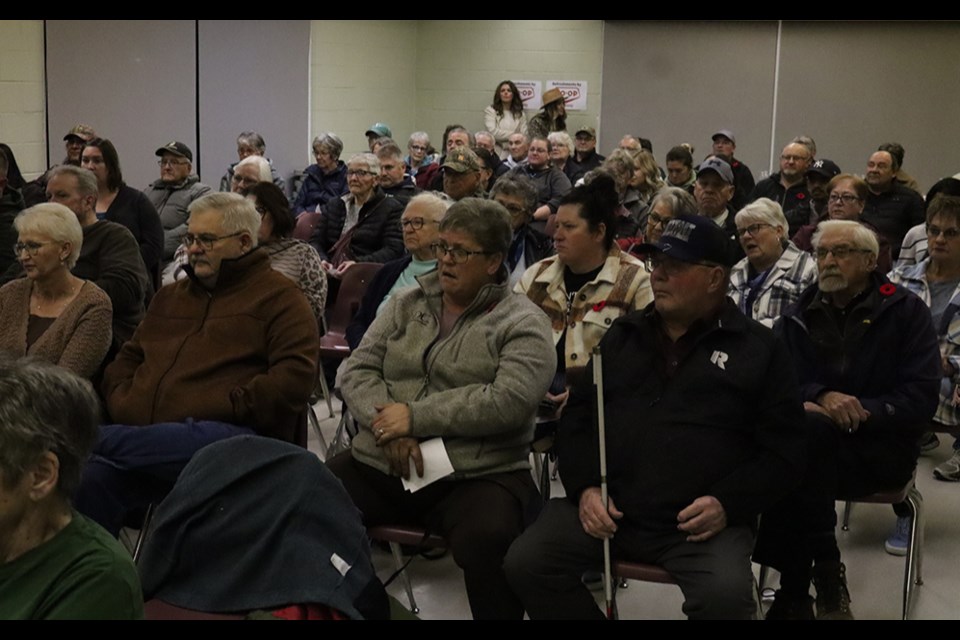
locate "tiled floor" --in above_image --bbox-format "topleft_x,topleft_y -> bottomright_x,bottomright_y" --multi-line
308,400 -> 960,620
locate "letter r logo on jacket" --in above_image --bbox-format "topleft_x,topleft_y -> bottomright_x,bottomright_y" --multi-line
710,350 -> 728,370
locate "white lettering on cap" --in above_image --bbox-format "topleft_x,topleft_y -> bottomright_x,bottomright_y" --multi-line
664,219 -> 695,243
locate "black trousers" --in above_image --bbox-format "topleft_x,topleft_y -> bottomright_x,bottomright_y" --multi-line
753,412 -> 916,591
327,451 -> 539,620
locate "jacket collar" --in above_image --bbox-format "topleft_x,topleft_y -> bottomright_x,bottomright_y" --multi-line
416,266 -> 510,318
184,246 -> 268,293
534,245 -> 626,290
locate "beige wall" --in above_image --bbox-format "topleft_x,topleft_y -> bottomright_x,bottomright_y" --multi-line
309,20 -> 604,159
0,20 -> 46,179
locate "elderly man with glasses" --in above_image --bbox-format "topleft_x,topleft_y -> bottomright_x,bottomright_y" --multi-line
74,192 -> 318,537
755,219 -> 939,620
144,141 -> 212,266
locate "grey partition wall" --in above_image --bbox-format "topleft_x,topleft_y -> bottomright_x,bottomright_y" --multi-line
197,20 -> 310,196
45,20 -> 310,195
601,20 -> 960,193
45,20 -> 198,191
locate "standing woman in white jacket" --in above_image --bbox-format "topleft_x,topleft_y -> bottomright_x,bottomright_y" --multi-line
484,80 -> 527,158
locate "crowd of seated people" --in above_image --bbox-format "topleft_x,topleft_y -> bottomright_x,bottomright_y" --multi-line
3,89 -> 960,621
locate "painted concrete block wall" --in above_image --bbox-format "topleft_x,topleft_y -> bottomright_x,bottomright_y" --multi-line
309,20 -> 419,162
415,20 -> 604,148
309,20 -> 604,159
0,20 -> 46,179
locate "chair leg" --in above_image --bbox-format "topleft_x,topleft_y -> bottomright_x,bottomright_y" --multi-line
316,359 -> 335,419
901,485 -> 924,620
841,500 -> 852,531
308,403 -> 328,460
132,503 -> 156,565
327,407 -> 352,459
389,541 -> 419,614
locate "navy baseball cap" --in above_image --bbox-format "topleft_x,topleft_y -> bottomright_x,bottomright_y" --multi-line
635,214 -> 737,266
806,158 -> 841,179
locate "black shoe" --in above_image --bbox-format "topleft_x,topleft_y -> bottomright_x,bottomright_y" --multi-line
812,561 -> 854,620
765,590 -> 815,620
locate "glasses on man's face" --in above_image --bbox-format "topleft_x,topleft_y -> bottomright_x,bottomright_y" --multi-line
430,242 -> 492,264
815,245 -> 871,260
158,158 -> 188,168
780,154 -> 810,163
927,224 -> 960,240
180,231 -> 243,251
13,241 -> 50,257
399,217 -> 438,231
347,169 -> 376,178
736,223 -> 772,237
828,193 -> 861,205
232,174 -> 258,187
409,145 -> 428,153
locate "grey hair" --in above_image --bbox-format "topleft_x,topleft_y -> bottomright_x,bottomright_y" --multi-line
188,192 -> 261,249
49,164 -> 98,199
439,197 -> 512,257
408,131 -> 430,146
649,186 -> 698,218
236,155 -> 272,183
405,192 -> 451,222
812,219 -> 879,259
489,174 -> 538,215
347,153 -> 380,175
312,132 -> 344,160
14,203 -> 83,268
475,131 -> 496,146
237,131 -> 266,153
548,131 -> 574,156
0,356 -> 100,499
376,143 -> 404,162
735,197 -> 788,234
791,135 -> 817,158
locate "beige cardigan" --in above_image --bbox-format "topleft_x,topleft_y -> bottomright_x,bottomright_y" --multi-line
0,278 -> 113,379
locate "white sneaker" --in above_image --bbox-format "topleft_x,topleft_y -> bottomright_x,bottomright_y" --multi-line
934,451 -> 960,482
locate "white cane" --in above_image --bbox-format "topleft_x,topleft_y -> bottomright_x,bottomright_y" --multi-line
593,345 -> 614,619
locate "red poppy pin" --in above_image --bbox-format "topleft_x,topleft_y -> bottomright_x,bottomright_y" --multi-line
796,193 -> 805,200
879,283 -> 896,296
592,301 -> 607,312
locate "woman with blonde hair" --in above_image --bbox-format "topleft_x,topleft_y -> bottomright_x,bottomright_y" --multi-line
0,203 -> 112,378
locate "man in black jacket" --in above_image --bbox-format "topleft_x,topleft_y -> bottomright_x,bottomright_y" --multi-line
505,215 -> 805,619
754,219 -> 939,620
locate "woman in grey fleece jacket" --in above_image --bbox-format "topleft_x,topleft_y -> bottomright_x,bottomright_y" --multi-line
328,198 -> 555,620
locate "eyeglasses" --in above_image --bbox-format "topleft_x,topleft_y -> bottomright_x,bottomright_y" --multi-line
736,223 -> 772,237
814,246 -> 872,260
13,241 -> 51,256
927,224 -> 960,240
347,169 -> 377,178
828,194 -> 861,205
780,154 -> 810,163
495,201 -> 527,217
409,144 -> 428,152
399,218 -> 439,231
254,205 -> 268,217
180,231 -> 243,251
646,255 -> 720,277
158,158 -> 189,167
647,212 -> 670,228
231,173 -> 259,187
430,242 -> 493,264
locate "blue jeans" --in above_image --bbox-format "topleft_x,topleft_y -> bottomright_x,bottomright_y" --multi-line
74,419 -> 253,535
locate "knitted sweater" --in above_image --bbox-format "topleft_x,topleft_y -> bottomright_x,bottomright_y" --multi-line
0,278 -> 112,379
